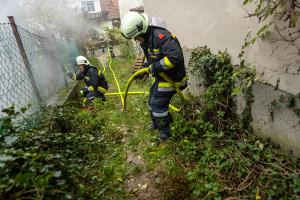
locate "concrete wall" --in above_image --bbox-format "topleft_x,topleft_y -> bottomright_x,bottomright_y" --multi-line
144,0 -> 300,95
118,0 -> 143,18
250,82 -> 300,156
144,0 -> 300,156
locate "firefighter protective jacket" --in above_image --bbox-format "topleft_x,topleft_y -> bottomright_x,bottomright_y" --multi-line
74,65 -> 108,94
140,26 -> 187,89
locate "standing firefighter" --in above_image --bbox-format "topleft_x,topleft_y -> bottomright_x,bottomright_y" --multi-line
120,12 -> 187,142
67,56 -> 108,106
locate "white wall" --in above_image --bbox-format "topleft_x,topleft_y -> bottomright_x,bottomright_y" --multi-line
144,0 -> 300,95
118,0 -> 143,18
0,0 -> 22,23
144,0 -> 300,157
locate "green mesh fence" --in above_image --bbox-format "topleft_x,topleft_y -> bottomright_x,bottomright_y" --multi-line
0,22 -> 80,130
59,40 -> 80,74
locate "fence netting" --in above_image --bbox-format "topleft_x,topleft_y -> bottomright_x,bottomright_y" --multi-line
0,22 -> 79,130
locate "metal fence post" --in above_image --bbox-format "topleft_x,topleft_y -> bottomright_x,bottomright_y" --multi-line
8,16 -> 42,103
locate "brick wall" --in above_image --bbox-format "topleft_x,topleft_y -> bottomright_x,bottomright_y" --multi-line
100,0 -> 120,20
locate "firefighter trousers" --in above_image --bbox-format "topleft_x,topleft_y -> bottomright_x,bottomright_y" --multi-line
148,81 -> 175,137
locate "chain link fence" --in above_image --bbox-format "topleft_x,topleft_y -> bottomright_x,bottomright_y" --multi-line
0,21 -> 79,129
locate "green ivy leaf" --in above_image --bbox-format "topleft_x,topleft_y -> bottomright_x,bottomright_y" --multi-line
253,154 -> 260,161
2,105 -> 15,116
231,87 -> 242,96
243,0 -> 251,5
259,143 -> 264,150
257,25 -> 269,37
21,107 -> 27,113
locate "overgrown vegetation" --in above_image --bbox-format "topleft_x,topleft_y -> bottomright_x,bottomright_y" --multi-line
189,46 -> 256,132
88,55 -> 101,69
106,28 -> 136,60
168,106 -> 300,199
0,55 -> 136,199
143,46 -> 300,199
120,39 -> 135,61
0,100 -> 127,199
106,28 -> 125,45
1,46 -> 299,200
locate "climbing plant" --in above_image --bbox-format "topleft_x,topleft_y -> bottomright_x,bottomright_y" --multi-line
269,94 -> 300,122
154,46 -> 300,199
243,0 -> 300,28
241,0 -> 300,124
242,0 -> 300,73
189,46 -> 256,132
0,101 -> 127,199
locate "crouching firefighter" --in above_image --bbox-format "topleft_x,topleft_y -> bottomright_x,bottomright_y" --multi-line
67,56 -> 108,106
120,12 -> 188,142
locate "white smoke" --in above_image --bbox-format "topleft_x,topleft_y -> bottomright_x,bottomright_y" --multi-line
0,0 -> 97,112
0,0 -> 93,38
21,0 -> 87,36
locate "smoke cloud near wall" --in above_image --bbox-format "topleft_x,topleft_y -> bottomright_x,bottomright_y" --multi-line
0,0 -> 96,111
0,0 -> 93,38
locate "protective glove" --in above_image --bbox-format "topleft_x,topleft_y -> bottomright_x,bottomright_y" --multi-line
65,64 -> 74,79
131,65 -> 150,80
66,72 -> 72,79
148,65 -> 157,75
79,86 -> 89,97
79,90 -> 84,97
134,71 -> 148,80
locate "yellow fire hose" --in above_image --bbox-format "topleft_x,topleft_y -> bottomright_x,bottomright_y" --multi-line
123,68 -> 181,112
107,48 -> 125,107
158,72 -> 186,102
105,91 -> 148,96
99,50 -> 148,100
99,50 -> 183,112
100,54 -> 106,73
123,68 -> 150,110
169,104 -> 181,112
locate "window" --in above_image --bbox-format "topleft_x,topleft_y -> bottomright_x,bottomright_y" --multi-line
81,1 -> 95,12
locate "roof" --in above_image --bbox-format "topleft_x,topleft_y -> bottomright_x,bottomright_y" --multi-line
100,0 -> 120,20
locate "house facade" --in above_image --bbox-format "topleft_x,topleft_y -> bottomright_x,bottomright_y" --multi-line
66,0 -> 120,32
